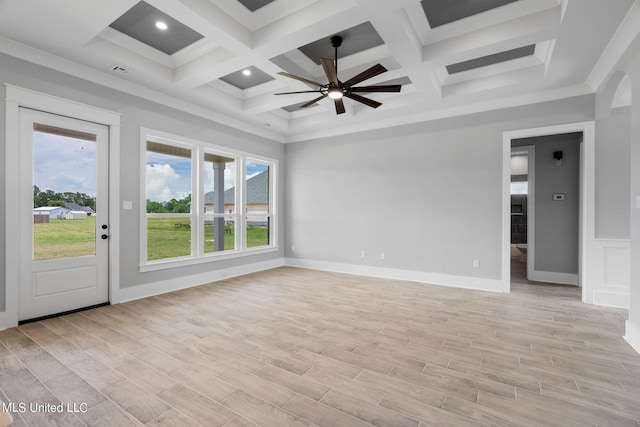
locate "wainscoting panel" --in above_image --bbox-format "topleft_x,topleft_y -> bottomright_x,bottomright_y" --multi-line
590,239 -> 630,308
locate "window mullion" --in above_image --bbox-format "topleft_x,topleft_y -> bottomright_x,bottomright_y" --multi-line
194,146 -> 204,257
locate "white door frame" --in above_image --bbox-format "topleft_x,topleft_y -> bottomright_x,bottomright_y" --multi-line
510,145 -> 536,281
502,121 -> 595,302
4,84 -> 121,328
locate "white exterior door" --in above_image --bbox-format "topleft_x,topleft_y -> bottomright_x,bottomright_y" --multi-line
18,108 -> 109,321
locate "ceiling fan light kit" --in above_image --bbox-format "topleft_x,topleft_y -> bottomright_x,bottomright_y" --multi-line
275,35 -> 402,114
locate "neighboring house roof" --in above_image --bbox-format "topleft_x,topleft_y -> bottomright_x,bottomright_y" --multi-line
33,206 -> 70,211
204,170 -> 268,206
64,202 -> 95,213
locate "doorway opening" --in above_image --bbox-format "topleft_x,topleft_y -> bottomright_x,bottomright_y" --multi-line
502,122 -> 595,302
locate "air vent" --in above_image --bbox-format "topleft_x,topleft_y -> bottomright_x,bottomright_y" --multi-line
110,65 -> 131,74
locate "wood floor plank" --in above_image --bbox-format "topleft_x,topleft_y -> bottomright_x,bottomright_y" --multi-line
221,390 -> 310,427
158,384 -> 236,426
282,394 -> 374,427
145,408 -> 202,427
380,390 -> 480,427
100,378 -> 172,424
77,399 -> 143,427
254,364 -> 330,401
303,366 -> 385,404
320,389 -> 420,427
292,349 -> 362,378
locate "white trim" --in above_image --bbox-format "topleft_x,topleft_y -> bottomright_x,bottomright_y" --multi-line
139,127 -> 279,268
114,258 -> 284,304
285,258 -> 505,293
587,238 -> 630,309
587,1 -> 640,92
528,271 -> 578,286
502,121 -> 595,302
139,246 -> 278,272
0,312 -> 6,331
593,290 -> 630,309
511,145 -> 536,281
625,320 -> 640,355
4,84 -> 121,329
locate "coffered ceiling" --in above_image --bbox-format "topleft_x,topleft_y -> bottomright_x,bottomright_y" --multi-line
0,0 -> 635,142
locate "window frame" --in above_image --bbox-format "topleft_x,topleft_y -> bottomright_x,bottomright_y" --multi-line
139,128 -> 278,272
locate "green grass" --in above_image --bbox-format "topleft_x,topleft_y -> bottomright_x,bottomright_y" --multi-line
34,217 -> 96,260
147,217 -> 269,261
32,216 -> 269,261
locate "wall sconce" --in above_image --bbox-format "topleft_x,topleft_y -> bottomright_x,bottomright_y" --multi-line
553,150 -> 563,166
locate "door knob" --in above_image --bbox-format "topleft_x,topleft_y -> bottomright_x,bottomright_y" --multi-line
101,234 -> 108,240
102,224 -> 108,229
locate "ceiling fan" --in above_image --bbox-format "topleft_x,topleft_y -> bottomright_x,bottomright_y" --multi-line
275,35 -> 401,115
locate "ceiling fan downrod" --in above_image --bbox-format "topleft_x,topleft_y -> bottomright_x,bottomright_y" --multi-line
330,35 -> 342,78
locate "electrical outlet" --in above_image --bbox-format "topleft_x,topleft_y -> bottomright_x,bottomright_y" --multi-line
380,252 -> 385,260
361,251 -> 366,258
473,259 -> 480,268
122,201 -> 133,210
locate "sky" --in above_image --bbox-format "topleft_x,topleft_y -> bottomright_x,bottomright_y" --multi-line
146,152 -> 268,203
33,131 -> 97,196
34,131 -> 270,203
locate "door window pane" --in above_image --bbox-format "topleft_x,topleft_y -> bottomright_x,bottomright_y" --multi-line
33,124 -> 97,260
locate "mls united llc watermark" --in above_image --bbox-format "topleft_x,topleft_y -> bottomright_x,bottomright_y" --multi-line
2,401 -> 88,414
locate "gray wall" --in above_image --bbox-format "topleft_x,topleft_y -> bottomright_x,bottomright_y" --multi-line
512,133 -> 581,275
595,106 -> 632,239
285,96 -> 595,281
0,53 -> 285,311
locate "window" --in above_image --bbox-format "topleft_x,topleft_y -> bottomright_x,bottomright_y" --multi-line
141,129 -> 277,269
245,160 -> 272,248
145,141 -> 193,261
510,182 -> 528,194
203,152 -> 237,254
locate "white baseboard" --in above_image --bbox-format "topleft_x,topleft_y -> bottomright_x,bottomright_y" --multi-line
625,320 -> 640,355
285,258 -> 506,293
592,290 -> 630,309
529,270 -> 579,285
114,258 -> 285,304
0,312 -> 6,331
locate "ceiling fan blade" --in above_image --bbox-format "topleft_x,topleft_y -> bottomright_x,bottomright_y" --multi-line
277,72 -> 324,88
334,98 -> 346,115
344,64 -> 387,86
274,90 -> 322,95
300,94 -> 327,108
320,58 -> 339,85
345,93 -> 382,109
350,85 -> 401,93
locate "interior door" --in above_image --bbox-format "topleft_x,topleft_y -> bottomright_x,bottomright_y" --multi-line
18,108 -> 109,321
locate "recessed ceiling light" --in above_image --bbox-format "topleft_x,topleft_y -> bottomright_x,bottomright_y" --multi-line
155,21 -> 168,30
242,69 -> 252,76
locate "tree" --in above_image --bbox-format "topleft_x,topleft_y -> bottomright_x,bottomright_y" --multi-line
146,200 -> 168,213
33,187 -> 96,210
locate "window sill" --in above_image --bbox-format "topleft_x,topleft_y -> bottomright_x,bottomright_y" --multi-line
139,246 -> 279,272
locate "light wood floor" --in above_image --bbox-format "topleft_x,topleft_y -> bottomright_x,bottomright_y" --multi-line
1,266 -> 639,427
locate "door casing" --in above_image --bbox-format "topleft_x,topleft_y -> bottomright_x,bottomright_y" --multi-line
4,84 -> 121,329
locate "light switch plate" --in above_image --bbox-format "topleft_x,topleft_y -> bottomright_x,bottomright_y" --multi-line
123,201 -> 133,210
